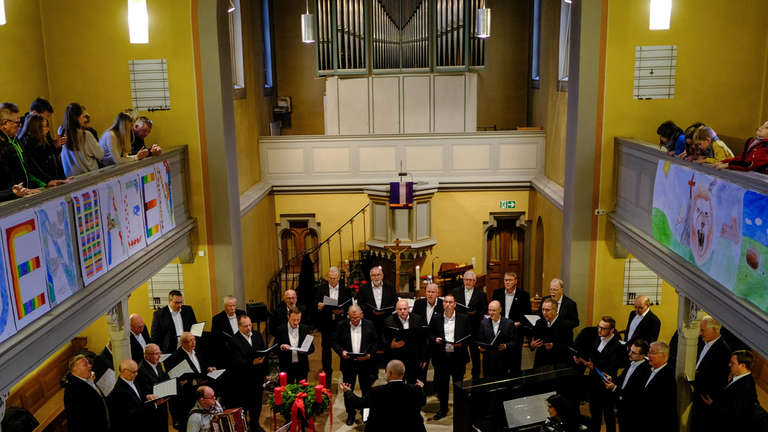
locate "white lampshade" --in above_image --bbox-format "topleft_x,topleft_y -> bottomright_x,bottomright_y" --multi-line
301,13 -> 315,44
649,0 -> 671,30
128,0 -> 149,44
0,0 -> 6,26
476,8 -> 491,39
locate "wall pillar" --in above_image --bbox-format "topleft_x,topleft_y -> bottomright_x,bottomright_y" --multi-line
106,298 -> 131,372
676,293 -> 701,432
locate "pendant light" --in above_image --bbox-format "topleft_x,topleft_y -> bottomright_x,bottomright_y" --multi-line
649,0 -> 671,30
301,0 -> 315,44
128,0 -> 149,44
0,0 -> 6,26
477,0 -> 491,39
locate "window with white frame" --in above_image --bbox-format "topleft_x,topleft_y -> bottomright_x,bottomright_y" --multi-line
228,0 -> 245,91
557,0 -> 571,88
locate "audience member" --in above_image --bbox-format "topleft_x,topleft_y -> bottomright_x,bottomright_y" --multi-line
106,359 -> 159,432
623,295 -> 661,344
679,122 -> 710,161
531,298 -> 572,368
540,394 -> 577,432
315,266 -> 352,386
275,307 -> 315,383
151,290 -> 198,354
477,300 -> 517,378
101,112 -> 150,165
691,316 -> 731,432
340,359 -> 427,431
226,315 -> 268,432
491,271 -> 531,375
333,305 -> 377,426
603,340 -> 651,432
451,270 -> 487,379
694,126 -> 734,164
64,354 -> 110,431
657,120 -> 686,156
129,313 -> 150,363
132,116 -> 161,156
428,293 -> 470,421
383,299 -> 427,384
186,386 -> 223,432
701,349 -> 759,430
539,278 -> 579,331
270,289 -> 304,338
60,103 -> 104,176
16,114 -> 68,186
717,120 -> 768,173
0,102 -> 44,201
639,342 -> 677,432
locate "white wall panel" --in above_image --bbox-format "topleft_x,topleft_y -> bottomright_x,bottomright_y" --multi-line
402,76 -> 431,133
267,148 -> 304,174
434,75 -> 466,133
312,147 -> 350,173
452,144 -> 490,170
359,147 -> 397,172
405,146 -> 443,172
372,77 -> 400,134
499,143 -> 538,169
338,78 -> 370,135
324,77 -> 339,135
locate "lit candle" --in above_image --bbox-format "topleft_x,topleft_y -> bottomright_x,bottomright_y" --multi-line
279,372 -> 287,387
274,387 -> 282,405
318,371 -> 326,387
415,266 -> 420,290
471,257 -> 476,268
315,385 -> 323,403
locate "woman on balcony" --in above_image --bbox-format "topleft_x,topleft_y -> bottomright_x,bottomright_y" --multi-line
100,112 -> 150,166
17,114 -> 69,187
60,103 -> 104,177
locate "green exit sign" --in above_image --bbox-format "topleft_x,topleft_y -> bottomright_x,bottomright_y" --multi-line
499,200 -> 516,209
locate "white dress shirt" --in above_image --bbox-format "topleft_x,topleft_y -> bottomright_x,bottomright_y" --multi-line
627,309 -> 648,341
329,284 -> 339,301
696,337 -> 721,369
492,318 -> 500,335
240,331 -> 252,346
645,363 -> 667,388
464,288 -> 474,306
170,307 -> 184,342
185,349 -> 201,372
132,331 -> 147,349
505,290 -> 516,319
289,326 -> 300,363
621,359 -> 645,391
122,378 -> 141,399
350,322 -> 362,353
425,301 -> 436,324
227,314 -> 238,334
399,316 -> 410,329
598,334 -> 614,352
553,297 -> 563,315
444,314 -> 456,353
546,315 -> 558,328
727,372 -> 751,387
372,284 -> 383,309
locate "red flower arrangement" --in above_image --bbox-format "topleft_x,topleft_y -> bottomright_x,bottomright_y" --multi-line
348,280 -> 367,296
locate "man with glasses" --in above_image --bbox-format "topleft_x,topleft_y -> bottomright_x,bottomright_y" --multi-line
131,116 -> 161,156
530,297 -> 572,368
151,290 -> 198,354
187,386 -> 223,432
538,278 -> 579,331
603,340 -> 651,432
640,341 -> 677,432
107,359 -> 160,431
451,270 -> 488,379
0,102 -> 46,201
573,316 -> 624,432
136,343 -> 171,431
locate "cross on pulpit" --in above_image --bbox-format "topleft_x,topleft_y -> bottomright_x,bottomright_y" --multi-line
385,239 -> 411,292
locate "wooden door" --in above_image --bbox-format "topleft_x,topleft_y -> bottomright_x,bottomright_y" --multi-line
486,219 -> 525,294
280,227 -> 319,273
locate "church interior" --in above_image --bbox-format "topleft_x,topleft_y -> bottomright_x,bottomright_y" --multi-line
1,0 -> 768,430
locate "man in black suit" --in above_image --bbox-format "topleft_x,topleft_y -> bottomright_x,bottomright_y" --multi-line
211,295 -> 246,368
334,305 -> 378,426
270,289 -> 305,338
166,332 -> 216,431
639,341 -> 677,432
572,316 -> 624,432
135,343 -> 171,431
227,315 -> 269,432
530,297 -> 572,368
129,313 -> 151,363
538,278 -> 579,331
623,295 -> 661,344
491,271 -> 531,375
429,293 -> 470,420
315,266 -> 352,386
451,270 -> 488,379
477,300 -> 517,378
275,307 -> 315,383
691,316 -> 731,432
93,341 -> 115,382
603,340 -> 651,432
412,282 -> 443,384
64,354 -> 110,431
340,359 -> 427,432
151,290 -> 198,354
701,349 -> 760,431
384,299 -> 427,384
107,359 -> 163,432
357,266 -> 397,337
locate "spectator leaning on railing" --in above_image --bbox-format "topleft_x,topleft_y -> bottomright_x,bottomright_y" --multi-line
657,121 -> 686,156
716,120 -> 768,174
60,103 -> 104,177
694,126 -> 734,165
0,102 -> 47,201
17,114 -> 69,186
100,112 -> 151,166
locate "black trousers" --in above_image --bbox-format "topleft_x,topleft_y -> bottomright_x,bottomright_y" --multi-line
282,362 -> 309,384
589,389 -> 616,432
320,327 -> 336,385
469,344 -> 482,379
341,362 -> 375,416
433,353 -> 466,414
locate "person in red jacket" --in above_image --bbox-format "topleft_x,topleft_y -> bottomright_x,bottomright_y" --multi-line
716,121 -> 768,173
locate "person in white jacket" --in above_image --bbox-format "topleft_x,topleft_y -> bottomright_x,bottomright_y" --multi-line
60,103 -> 104,176
100,112 -> 150,166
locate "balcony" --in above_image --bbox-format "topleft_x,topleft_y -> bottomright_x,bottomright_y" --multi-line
0,146 -> 195,394
612,137 -> 768,357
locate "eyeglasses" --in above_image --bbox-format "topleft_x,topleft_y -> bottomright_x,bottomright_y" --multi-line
3,119 -> 21,126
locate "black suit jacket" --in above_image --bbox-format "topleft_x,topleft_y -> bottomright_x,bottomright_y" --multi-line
624,310 -> 661,344
333,318 -> 378,370
357,282 -> 397,319
64,376 -> 110,431
695,337 -> 731,396
107,378 -> 149,432
269,302 -> 306,337
130,328 -> 151,363
491,288 -> 532,323
136,359 -> 170,397
451,287 -> 488,329
211,309 -> 246,339
151,305 -> 197,354
228,331 -> 268,403
586,336 -> 625,393
538,295 -> 579,330
612,360 -> 651,411
477,317 -> 517,349
314,283 -> 353,332
639,364 -> 677,432
429,312 -> 471,364
711,374 -> 759,430
274,323 -> 316,372
166,347 -> 212,375
383,313 -> 427,365
344,380 -> 426,432
411,297 -> 443,326
531,317 -> 573,368
93,347 -> 114,381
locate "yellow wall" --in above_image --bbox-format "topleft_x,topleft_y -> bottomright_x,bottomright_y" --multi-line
0,1 -> 49,110
530,0 -> 568,186
528,190 -> 563,297
241,195 -> 279,304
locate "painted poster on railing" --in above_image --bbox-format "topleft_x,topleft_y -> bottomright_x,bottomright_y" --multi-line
139,166 -> 163,244
155,161 -> 175,233
98,179 -> 129,268
72,188 -> 108,285
0,236 -> 17,343
0,209 -> 50,330
652,160 -> 768,312
36,198 -> 80,306
119,172 -> 147,256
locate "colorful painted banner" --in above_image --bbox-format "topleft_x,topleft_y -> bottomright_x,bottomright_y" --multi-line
72,188 -> 108,285
119,172 -> 147,256
99,179 -> 129,268
155,161 -> 175,233
652,160 -> 768,312
36,199 -> 80,306
0,210 -> 50,330
0,234 -> 16,344
139,166 -> 162,244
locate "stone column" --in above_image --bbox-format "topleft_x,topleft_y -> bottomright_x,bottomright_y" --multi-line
106,298 -> 131,372
676,293 -> 702,432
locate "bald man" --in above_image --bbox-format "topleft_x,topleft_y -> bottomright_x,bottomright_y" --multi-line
107,359 -> 159,432
135,343 -> 170,431
129,313 -> 151,362
623,295 -> 661,344
476,300 -> 517,378
270,289 -> 305,338
383,299 -> 427,384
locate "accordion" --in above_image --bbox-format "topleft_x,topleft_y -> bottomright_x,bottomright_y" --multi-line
211,407 -> 248,432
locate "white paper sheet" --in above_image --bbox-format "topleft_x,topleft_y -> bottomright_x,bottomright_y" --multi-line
152,378 -> 177,398
363,408 -> 370,422
207,369 -> 225,380
168,360 -> 193,379
96,368 -> 116,396
322,296 -> 338,307
525,315 -> 541,326
159,353 -> 171,363
291,335 -> 314,353
190,322 -> 205,337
